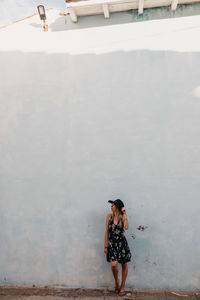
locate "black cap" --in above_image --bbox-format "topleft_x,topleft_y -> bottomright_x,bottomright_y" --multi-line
108,199 -> 124,211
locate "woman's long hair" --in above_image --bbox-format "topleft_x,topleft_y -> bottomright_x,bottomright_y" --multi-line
112,207 -> 123,228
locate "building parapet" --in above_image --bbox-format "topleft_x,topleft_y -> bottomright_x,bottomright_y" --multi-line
65,0 -> 200,22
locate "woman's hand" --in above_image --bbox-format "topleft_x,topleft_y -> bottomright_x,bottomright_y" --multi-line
121,208 -> 129,230
121,207 -> 127,215
104,247 -> 108,254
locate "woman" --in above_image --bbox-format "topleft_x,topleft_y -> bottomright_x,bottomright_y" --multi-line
104,199 -> 131,296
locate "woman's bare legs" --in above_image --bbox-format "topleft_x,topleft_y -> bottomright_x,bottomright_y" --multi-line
119,263 -> 128,295
111,261 -> 120,292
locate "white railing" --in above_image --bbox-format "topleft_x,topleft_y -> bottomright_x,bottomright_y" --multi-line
66,0 -> 200,22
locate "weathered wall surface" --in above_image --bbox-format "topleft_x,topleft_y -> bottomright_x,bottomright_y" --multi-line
0,5 -> 200,291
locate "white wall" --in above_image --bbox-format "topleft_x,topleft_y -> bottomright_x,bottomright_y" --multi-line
0,5 -> 200,291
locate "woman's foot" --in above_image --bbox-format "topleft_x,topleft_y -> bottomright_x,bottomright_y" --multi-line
118,286 -> 126,296
118,288 -> 125,297
114,278 -> 120,294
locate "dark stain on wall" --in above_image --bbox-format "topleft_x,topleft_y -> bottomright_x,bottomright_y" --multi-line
130,233 -> 136,239
137,225 -> 148,231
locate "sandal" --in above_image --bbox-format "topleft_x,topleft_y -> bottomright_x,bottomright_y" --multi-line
118,290 -> 126,297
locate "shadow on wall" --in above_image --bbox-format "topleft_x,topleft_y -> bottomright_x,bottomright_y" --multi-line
0,48 -> 200,290
39,3 -> 200,32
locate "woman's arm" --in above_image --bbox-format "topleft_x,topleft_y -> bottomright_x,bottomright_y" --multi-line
104,214 -> 111,253
121,208 -> 129,230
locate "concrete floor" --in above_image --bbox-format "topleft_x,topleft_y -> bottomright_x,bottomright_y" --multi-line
0,287 -> 199,300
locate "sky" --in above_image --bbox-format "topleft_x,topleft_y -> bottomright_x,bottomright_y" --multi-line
0,0 -> 66,26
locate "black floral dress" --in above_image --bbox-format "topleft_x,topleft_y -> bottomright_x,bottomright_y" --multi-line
106,214 -> 131,264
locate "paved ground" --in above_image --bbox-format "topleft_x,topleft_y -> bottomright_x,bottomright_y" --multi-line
0,287 -> 199,300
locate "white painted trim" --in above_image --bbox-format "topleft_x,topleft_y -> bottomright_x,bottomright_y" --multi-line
103,3 -> 110,18
68,8 -> 78,22
66,0 -> 200,22
171,0 -> 178,10
138,0 -> 144,14
67,0 -> 123,8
